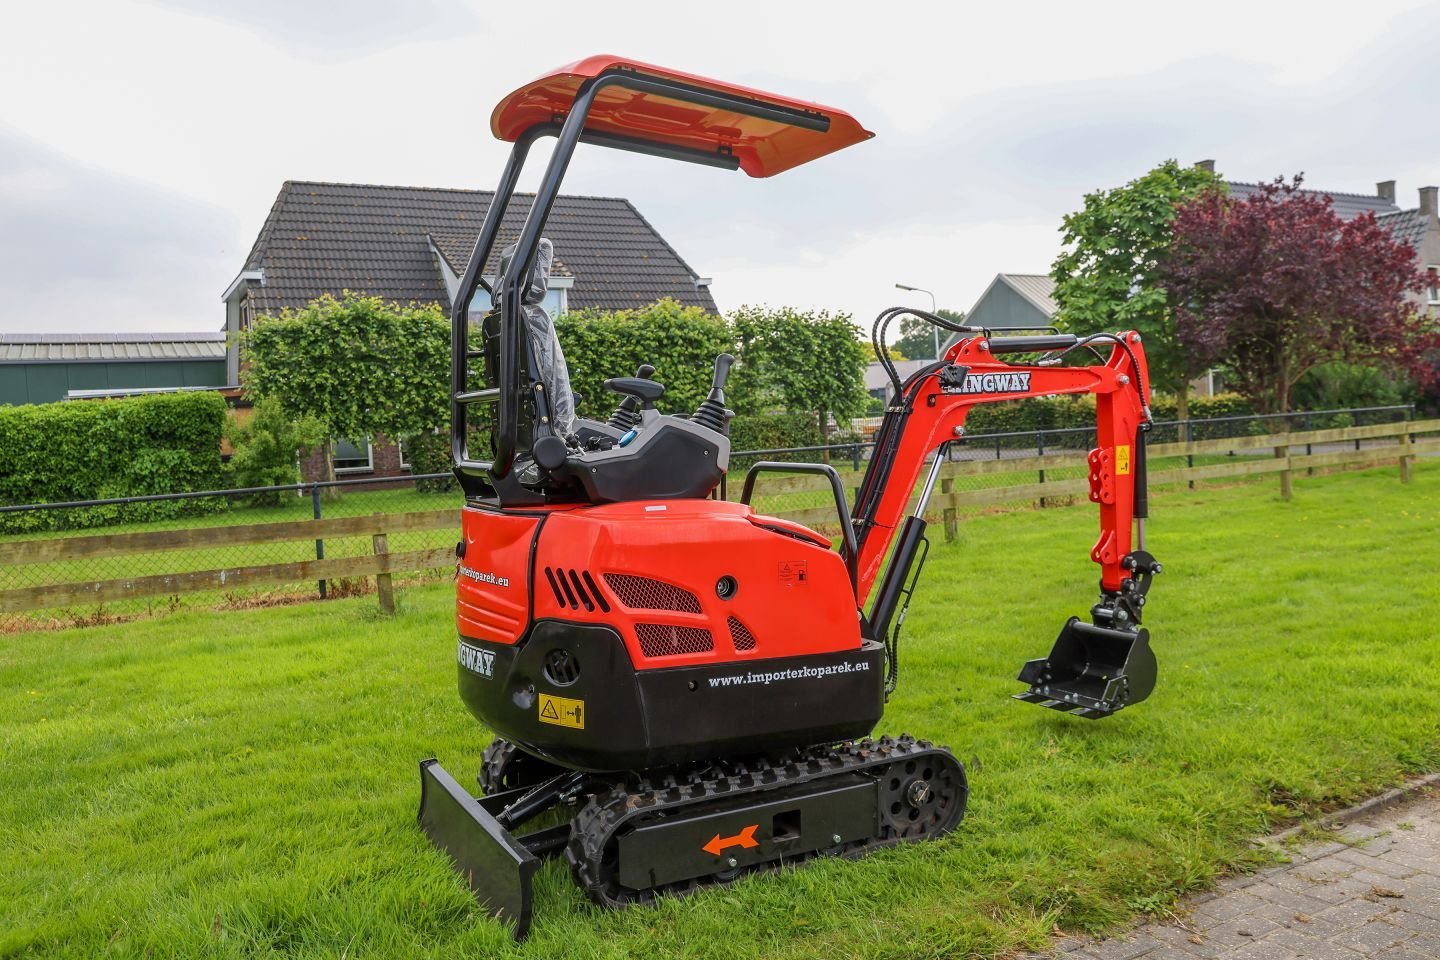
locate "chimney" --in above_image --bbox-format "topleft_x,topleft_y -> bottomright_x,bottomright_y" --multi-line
1376,180 -> 1396,203
1195,159 -> 1215,173
1420,186 -> 1438,218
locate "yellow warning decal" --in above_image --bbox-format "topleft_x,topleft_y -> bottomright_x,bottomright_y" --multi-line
538,693 -> 585,730
1115,444 -> 1131,476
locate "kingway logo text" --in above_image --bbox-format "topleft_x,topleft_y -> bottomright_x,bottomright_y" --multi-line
458,642 -> 496,678
944,371 -> 1032,395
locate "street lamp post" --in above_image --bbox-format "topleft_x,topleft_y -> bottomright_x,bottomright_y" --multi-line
894,282 -> 938,359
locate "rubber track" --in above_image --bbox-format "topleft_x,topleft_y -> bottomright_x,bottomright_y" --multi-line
564,734 -> 967,907
479,738 -> 567,794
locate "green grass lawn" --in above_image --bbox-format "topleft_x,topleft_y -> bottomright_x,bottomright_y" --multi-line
2,464 -> 1437,959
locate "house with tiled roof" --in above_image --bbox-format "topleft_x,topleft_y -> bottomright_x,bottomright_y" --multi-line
223,181 -> 718,384
1197,161 -> 1440,314
937,273 -> 1060,357
223,180 -> 718,480
964,273 -> 1059,330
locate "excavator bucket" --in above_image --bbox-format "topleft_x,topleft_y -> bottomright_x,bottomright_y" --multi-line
417,759 -> 539,940
1015,618 -> 1157,718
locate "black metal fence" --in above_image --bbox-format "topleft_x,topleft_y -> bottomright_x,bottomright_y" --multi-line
725,404 -> 1419,527
0,405 -> 1419,633
730,404 -> 1418,467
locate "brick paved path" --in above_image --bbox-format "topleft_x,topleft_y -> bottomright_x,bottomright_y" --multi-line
1055,788 -> 1440,959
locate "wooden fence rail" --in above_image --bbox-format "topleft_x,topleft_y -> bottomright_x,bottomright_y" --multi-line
1,420 -> 1435,619
739,419 -> 1440,531
0,510 -> 456,615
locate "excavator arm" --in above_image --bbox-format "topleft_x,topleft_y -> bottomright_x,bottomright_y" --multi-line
850,314 -> 1162,718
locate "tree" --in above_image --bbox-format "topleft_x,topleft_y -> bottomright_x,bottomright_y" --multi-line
729,306 -> 869,439
890,308 -> 966,360
555,299 -> 734,416
1162,176 -> 1435,417
241,293 -> 450,484
1052,159 -> 1221,419
223,399 -> 325,504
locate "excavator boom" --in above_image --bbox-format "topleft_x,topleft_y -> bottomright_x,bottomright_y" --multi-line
852,313 -> 1162,718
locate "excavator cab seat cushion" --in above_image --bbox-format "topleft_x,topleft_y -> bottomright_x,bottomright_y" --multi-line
494,238 -> 577,438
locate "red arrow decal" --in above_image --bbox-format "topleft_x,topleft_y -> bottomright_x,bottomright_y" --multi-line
702,824 -> 759,857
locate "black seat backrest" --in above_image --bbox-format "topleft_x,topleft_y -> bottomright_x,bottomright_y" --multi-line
493,238 -> 576,438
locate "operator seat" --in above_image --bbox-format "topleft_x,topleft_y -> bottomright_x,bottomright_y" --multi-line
493,238 -> 729,504
495,238 -> 577,439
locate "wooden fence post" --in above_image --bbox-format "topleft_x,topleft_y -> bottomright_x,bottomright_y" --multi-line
373,533 -> 395,614
1399,433 -> 1415,484
941,477 -> 957,543
1277,447 -> 1293,501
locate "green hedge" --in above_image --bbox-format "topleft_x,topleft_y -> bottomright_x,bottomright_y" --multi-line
729,412 -> 823,453
959,392 -> 1255,446
556,300 -> 736,417
0,392 -> 228,532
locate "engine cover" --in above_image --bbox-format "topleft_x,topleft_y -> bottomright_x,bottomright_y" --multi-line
454,498 -> 882,770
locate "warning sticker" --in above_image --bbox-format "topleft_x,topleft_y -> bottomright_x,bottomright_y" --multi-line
1115,444 -> 1131,476
778,560 -> 809,586
538,693 -> 585,729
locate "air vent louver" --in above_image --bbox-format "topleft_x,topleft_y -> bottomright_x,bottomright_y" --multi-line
635,623 -> 714,657
543,567 -> 610,612
603,574 -> 702,613
727,616 -> 756,652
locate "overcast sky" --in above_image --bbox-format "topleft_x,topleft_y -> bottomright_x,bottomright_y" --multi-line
3,0 -> 1438,335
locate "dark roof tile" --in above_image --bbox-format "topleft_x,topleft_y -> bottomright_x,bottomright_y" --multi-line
239,181 -> 716,314
1223,181 -> 1400,220
1376,208 -> 1428,250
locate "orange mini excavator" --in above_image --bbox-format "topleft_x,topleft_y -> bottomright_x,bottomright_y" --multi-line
418,56 -> 1162,939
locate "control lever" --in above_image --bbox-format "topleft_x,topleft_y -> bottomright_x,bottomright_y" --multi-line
606,363 -> 657,431
690,353 -> 735,435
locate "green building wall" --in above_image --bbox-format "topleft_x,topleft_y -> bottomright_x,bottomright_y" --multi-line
966,282 -> 1052,330
0,360 -> 227,406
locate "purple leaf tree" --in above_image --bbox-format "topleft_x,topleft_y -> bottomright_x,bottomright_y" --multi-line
1162,176 -> 1435,415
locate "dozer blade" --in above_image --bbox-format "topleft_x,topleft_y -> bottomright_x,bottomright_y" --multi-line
418,758 -> 538,940
1015,617 -> 1157,718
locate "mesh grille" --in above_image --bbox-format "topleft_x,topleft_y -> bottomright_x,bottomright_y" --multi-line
543,567 -> 610,613
727,616 -> 756,652
635,623 -> 714,657
603,574 -> 702,613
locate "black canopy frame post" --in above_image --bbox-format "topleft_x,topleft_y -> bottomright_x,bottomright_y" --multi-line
450,69 -> 833,502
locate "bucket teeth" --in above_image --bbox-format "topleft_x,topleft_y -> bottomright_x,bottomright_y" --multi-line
1014,618 -> 1157,719
1011,691 -> 1115,718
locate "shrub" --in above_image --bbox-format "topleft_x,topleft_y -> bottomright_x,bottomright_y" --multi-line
402,431 -> 458,493
955,392 -> 1256,449
730,306 -> 869,438
1292,362 -> 1410,412
729,412 -> 823,454
0,391 -> 228,532
961,394 -> 1099,447
556,299 -> 735,416
1153,392 -> 1253,421
224,399 -> 325,505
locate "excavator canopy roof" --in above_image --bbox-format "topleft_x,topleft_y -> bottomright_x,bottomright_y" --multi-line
489,55 -> 873,178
